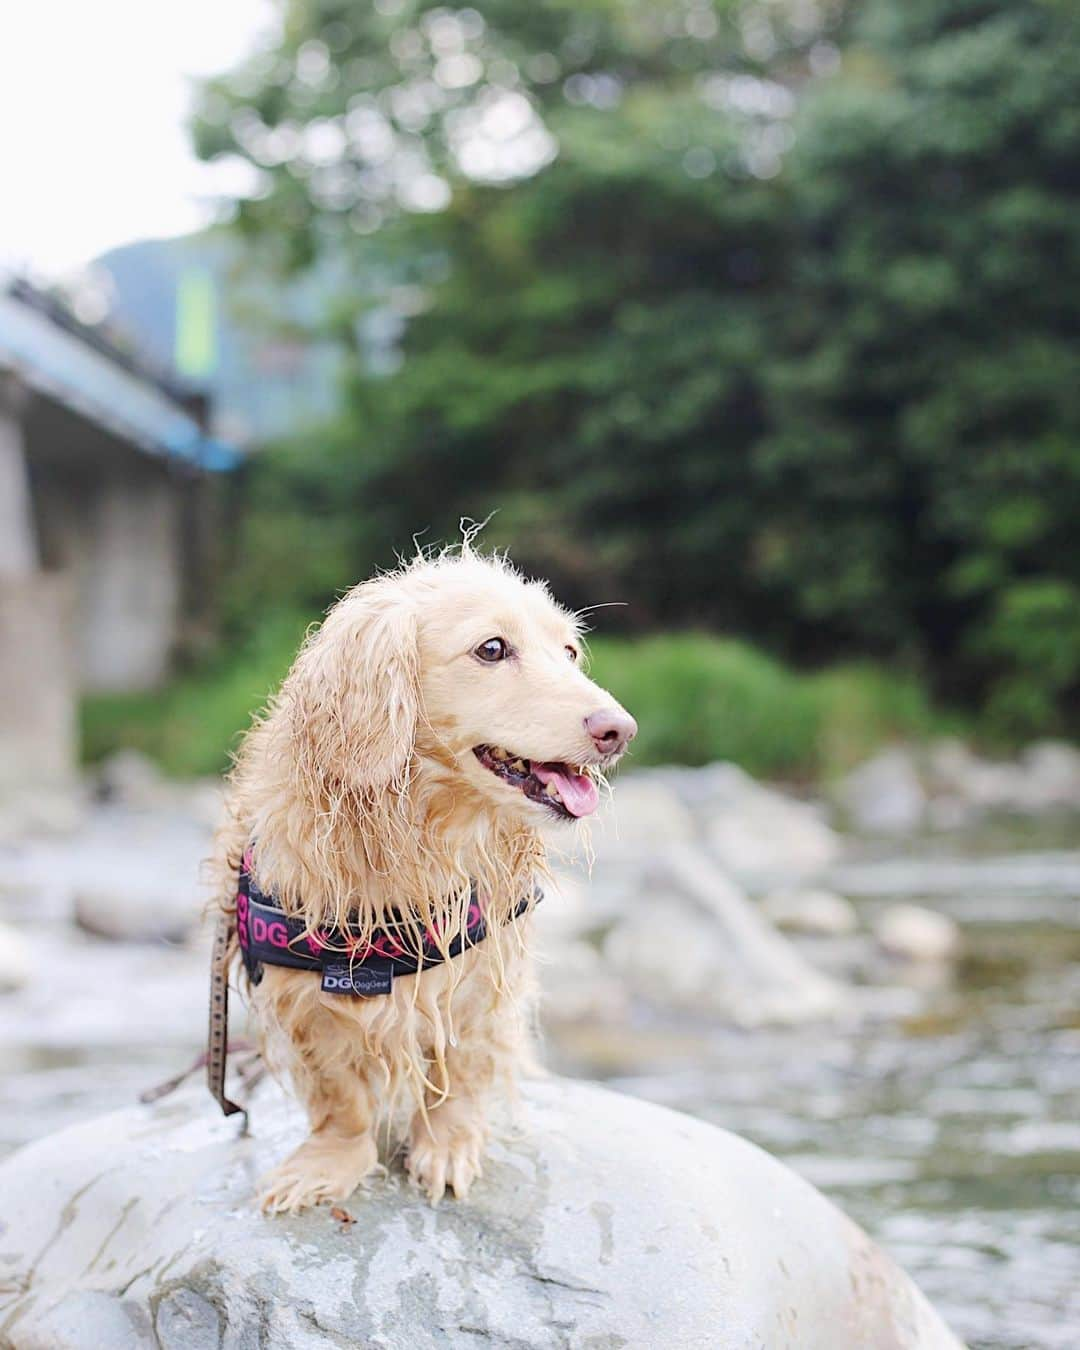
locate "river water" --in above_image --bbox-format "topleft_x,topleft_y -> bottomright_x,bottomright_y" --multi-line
2,809 -> 1078,1349
549,821 -> 1080,1350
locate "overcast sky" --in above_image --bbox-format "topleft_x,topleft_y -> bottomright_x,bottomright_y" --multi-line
1,0 -> 271,279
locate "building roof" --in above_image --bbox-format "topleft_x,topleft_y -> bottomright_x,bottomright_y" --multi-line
0,280 -> 239,471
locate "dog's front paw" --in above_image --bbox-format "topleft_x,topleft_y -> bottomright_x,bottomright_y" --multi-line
258,1132 -> 378,1215
407,1111 -> 486,1205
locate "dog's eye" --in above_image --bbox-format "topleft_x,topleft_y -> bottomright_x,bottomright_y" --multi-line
475,637 -> 509,663
565,645 -> 579,663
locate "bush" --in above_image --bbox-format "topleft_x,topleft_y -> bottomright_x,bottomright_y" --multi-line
976,579 -> 1080,740
586,636 -> 821,777
588,637 -> 944,780
81,612 -> 309,778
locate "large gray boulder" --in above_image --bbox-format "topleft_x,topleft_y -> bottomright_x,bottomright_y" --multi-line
587,764 -> 840,888
836,750 -> 927,836
600,845 -> 848,1024
0,1078 -> 962,1349
927,738 -> 1080,818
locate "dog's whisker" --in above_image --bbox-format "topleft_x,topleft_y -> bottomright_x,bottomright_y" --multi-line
572,601 -> 629,618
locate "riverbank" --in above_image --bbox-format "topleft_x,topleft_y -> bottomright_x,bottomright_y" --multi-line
2,756 -> 1078,1349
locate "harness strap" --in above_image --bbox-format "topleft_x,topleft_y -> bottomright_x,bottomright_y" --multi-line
206,854 -> 541,1119
236,857 -> 540,992
207,912 -> 245,1121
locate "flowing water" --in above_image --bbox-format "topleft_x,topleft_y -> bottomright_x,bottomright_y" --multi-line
2,811 -> 1078,1349
549,822 -> 1080,1350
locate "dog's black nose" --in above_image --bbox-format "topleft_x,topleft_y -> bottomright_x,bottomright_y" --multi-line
585,708 -> 637,757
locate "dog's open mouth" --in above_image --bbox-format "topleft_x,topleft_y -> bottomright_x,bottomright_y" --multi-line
473,745 -> 600,819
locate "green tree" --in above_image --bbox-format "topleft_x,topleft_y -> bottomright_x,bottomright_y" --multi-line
756,0 -> 1080,732
197,0 -> 1080,736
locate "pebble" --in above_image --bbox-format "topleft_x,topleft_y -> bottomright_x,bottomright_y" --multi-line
874,903 -> 960,962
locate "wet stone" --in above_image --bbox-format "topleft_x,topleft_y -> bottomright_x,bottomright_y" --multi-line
0,1078 -> 961,1350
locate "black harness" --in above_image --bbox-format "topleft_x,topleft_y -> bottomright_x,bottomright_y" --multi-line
207,853 -> 540,1119
236,853 -> 539,998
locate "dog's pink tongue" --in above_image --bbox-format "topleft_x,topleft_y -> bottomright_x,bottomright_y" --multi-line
532,763 -> 599,817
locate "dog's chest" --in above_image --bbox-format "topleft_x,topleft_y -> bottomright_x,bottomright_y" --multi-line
255,923 -> 535,1065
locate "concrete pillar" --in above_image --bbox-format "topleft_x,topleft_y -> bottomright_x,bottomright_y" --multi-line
77,468 -> 182,692
0,390 -> 38,575
0,572 -> 77,791
0,382 -> 79,831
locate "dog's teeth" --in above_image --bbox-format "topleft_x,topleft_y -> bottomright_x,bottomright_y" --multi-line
492,748 -> 508,761
511,759 -> 527,774
544,782 -> 559,800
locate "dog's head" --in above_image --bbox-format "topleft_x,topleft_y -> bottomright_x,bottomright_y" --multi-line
286,549 -> 635,824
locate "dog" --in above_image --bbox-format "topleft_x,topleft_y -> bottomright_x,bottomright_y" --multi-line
212,545 -> 636,1213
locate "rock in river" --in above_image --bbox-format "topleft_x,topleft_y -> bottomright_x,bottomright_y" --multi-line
601,844 -> 849,1024
837,749 -> 927,836
0,1078 -> 963,1349
0,921 -> 30,993
874,903 -> 961,963
659,762 -> 840,887
761,887 -> 859,938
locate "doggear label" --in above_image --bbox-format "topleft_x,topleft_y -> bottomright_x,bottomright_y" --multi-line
321,961 -> 394,997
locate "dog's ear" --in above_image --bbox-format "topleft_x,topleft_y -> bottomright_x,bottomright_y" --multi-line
287,582 -> 420,793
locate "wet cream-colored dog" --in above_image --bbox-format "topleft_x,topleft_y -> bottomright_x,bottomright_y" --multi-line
213,547 -> 636,1213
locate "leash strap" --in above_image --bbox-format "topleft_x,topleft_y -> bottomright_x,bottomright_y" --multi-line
207,911 -> 246,1120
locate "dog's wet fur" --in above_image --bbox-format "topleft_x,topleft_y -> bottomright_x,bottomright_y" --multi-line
211,546 -> 634,1212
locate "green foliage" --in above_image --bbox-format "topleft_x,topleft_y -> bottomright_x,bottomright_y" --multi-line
81,612 -> 310,777
588,637 -> 943,777
808,664 -> 948,778
193,0 -> 1080,739
587,636 -> 822,775
81,625 -> 944,781
977,580 -> 1080,739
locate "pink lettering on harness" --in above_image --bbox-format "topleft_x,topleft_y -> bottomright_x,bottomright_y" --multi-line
370,932 -> 406,958
303,930 -> 374,959
236,891 -> 250,949
249,915 -> 290,950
